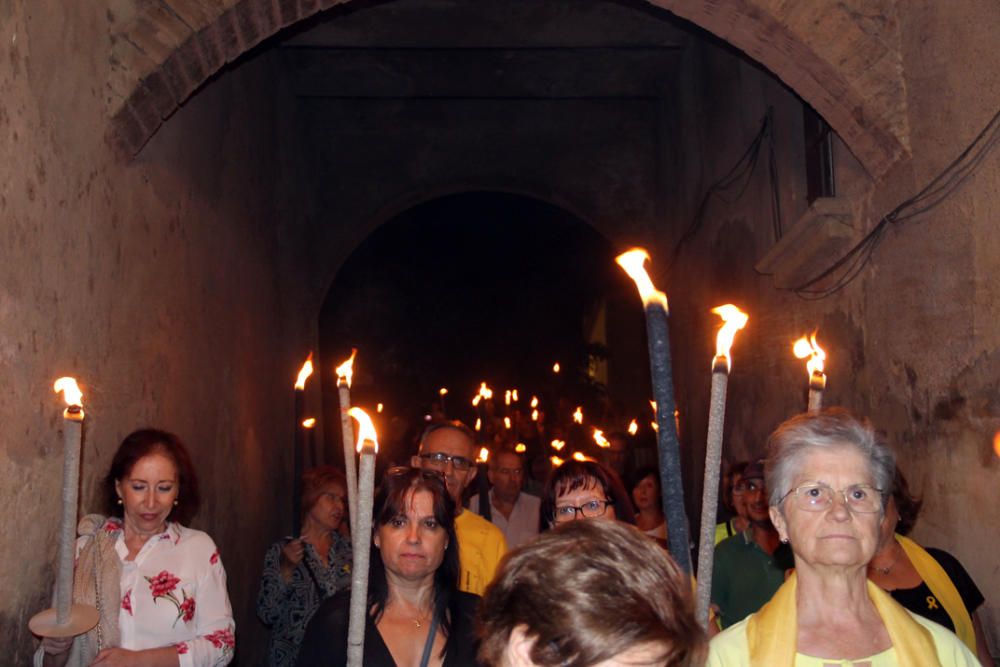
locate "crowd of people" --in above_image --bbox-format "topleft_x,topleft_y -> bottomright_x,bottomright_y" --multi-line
33,409 -> 991,666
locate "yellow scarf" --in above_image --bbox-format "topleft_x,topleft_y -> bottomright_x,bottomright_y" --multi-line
895,534 -> 976,653
746,571 -> 941,666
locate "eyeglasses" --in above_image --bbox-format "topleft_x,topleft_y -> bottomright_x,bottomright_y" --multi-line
553,499 -> 615,523
780,483 -> 883,514
418,452 -> 474,471
386,466 -> 447,482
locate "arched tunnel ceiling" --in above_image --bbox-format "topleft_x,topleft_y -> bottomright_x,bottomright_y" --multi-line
107,0 -> 909,178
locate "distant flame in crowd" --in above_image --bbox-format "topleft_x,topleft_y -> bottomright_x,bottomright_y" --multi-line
593,429 -> 609,448
376,403 -> 384,413
472,395 -> 481,407
478,447 -> 490,464
512,389 -> 519,402
531,409 -> 539,421
615,248 -> 668,309
573,407 -> 583,424
302,418 -> 316,428
572,452 -> 589,462
552,362 -> 561,373
296,353 -> 315,390
505,390 -> 512,406
439,387 -> 448,396
550,455 -> 565,467
550,439 -> 565,451
531,396 -> 539,408
475,418 -> 482,432
504,417 -> 512,429
334,349 -> 355,388
478,382 -> 494,400
628,419 -> 638,436
515,443 -> 527,453
348,407 -> 379,453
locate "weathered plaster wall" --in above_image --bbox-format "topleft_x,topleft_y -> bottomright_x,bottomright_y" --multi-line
666,0 -> 1000,650
0,2 -> 294,660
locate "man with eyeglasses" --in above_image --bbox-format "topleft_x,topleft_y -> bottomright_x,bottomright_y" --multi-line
710,459 -> 793,629
412,421 -> 507,596
469,449 -> 541,549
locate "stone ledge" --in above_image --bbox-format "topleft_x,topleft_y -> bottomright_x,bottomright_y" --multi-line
754,197 -> 857,289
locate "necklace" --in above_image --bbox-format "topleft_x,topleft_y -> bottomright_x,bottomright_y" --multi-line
871,548 -> 900,575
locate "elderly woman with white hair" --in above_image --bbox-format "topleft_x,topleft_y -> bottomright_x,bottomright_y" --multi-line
709,409 -> 978,667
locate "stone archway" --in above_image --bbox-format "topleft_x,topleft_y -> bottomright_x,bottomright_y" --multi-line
108,0 -> 908,178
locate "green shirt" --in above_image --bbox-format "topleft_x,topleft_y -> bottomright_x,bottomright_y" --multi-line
710,529 -> 792,629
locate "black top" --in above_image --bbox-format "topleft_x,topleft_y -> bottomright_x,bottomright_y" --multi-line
297,590 -> 481,667
890,547 -> 984,632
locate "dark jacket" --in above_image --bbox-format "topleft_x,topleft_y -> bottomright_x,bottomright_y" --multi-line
297,589 -> 481,666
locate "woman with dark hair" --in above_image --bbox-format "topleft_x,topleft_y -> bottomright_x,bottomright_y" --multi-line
867,467 -> 991,664
478,520 -> 706,666
37,429 -> 234,667
630,465 -> 667,539
298,467 -> 480,666
540,458 -> 636,528
257,466 -> 353,667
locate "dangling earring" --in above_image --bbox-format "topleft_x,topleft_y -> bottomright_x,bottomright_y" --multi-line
117,498 -> 123,505
173,500 -> 179,506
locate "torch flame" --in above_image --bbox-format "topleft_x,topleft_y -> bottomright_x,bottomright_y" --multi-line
348,407 -> 379,453
478,382 -> 493,400
530,396 -> 539,408
512,389 -> 519,402
295,353 -> 315,390
376,403 -> 384,413
593,429 -> 610,448
628,419 -> 638,435
515,443 -> 527,453
572,407 -> 583,424
616,248 -> 668,309
572,452 -> 589,462
475,418 -> 482,432
302,417 -> 316,429
505,390 -> 511,406
439,387 -> 448,396
335,349 -> 358,388
472,395 -> 481,407
550,455 -> 565,467
531,409 -> 539,421
478,447 -> 490,464
649,400 -> 656,414
504,417 -> 512,429
550,439 -> 566,451
712,304 -> 749,368
793,332 -> 826,377
552,362 -> 561,373
53,377 -> 83,408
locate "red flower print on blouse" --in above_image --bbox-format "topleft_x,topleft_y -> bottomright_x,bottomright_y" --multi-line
146,571 -> 181,599
179,596 -> 196,623
205,627 -> 236,649
103,518 -> 122,533
175,642 -> 189,655
121,589 -> 133,615
210,550 -> 219,565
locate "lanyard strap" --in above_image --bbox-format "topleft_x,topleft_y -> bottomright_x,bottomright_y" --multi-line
418,615 -> 440,667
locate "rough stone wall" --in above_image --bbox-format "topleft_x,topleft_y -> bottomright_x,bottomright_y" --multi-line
0,2 -> 292,660
666,0 -> 1000,650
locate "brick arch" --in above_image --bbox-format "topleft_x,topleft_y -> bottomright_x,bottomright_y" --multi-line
109,0 -> 908,178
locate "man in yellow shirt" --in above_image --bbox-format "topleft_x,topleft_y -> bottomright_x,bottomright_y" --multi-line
412,421 -> 507,596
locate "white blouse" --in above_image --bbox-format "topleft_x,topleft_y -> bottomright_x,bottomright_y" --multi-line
107,519 -> 234,666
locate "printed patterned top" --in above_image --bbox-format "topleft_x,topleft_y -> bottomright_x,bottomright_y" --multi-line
256,535 -> 352,667
99,518 -> 235,667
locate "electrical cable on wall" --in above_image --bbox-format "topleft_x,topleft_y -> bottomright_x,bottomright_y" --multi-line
670,107 -> 783,267
791,105 -> 1000,299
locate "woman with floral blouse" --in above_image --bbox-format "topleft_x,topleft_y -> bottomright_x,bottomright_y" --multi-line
37,429 -> 235,667
257,466 -> 352,667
